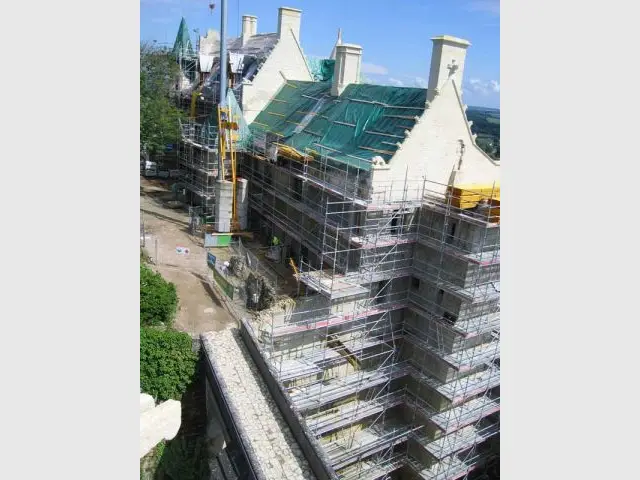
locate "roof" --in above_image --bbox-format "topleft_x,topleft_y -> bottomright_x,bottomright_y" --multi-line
200,33 -> 280,97
250,80 -> 427,170
172,18 -> 194,58
198,32 -> 279,60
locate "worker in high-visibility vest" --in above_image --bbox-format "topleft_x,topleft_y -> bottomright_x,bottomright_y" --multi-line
272,236 -> 280,247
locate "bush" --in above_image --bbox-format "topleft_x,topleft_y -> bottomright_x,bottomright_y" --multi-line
140,263 -> 178,327
140,328 -> 198,402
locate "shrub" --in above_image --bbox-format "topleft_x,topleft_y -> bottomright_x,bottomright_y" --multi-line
140,328 -> 197,402
140,263 -> 178,327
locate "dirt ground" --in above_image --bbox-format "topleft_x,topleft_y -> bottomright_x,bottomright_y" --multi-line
140,176 -> 235,334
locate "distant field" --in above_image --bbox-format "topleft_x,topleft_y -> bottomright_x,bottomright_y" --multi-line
466,106 -> 500,159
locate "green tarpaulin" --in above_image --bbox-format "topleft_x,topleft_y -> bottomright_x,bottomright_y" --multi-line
250,80 -> 427,171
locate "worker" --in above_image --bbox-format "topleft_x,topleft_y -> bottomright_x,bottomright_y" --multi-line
272,236 -> 280,247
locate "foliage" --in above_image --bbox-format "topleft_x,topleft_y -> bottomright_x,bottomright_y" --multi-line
156,436 -> 210,480
140,441 -> 165,480
140,43 -> 183,158
140,327 -> 197,402
466,106 -> 500,160
140,263 -> 178,327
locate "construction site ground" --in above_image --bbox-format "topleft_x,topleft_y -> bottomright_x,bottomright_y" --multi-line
140,176 -> 235,334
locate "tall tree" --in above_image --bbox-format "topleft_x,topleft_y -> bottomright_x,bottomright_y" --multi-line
140,43 -> 183,159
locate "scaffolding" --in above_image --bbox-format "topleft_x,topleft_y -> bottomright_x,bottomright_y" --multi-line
234,140 -> 500,480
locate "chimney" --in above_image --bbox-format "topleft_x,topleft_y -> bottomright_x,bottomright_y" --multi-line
427,35 -> 471,102
277,7 -> 302,42
331,43 -> 363,97
241,15 -> 257,46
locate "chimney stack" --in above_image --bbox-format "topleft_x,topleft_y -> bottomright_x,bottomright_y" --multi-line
427,35 -> 471,102
241,15 -> 257,46
277,7 -> 302,42
331,43 -> 363,97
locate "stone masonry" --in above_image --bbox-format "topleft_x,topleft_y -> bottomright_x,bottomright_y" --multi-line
201,328 -> 315,479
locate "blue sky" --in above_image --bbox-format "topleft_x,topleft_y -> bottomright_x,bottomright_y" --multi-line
140,0 -> 500,108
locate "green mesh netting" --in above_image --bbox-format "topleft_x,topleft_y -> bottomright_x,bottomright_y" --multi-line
307,57 -> 335,82
250,81 -> 427,170
198,89 -> 251,148
172,18 -> 194,58
227,89 -> 251,149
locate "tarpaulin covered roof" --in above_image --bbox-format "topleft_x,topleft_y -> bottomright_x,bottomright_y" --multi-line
250,80 -> 427,171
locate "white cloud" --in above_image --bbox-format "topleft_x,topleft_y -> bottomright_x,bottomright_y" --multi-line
466,78 -> 500,96
413,76 -> 428,88
361,63 -> 389,75
467,0 -> 500,16
388,78 -> 404,87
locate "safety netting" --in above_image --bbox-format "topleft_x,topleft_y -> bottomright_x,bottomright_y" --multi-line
250,80 -> 427,170
198,89 -> 251,149
307,57 -> 336,82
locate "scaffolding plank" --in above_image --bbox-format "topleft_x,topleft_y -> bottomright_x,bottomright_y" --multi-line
408,455 -> 478,480
410,366 -> 500,405
415,424 -> 490,460
430,397 -> 500,434
327,424 -> 414,470
404,329 -> 499,372
271,300 -> 408,337
337,454 -> 406,480
290,363 -> 410,413
306,391 -> 405,436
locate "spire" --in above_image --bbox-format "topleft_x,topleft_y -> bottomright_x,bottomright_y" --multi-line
329,28 -> 343,60
172,17 -> 194,58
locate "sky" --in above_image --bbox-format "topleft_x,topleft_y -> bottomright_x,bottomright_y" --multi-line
140,0 -> 500,108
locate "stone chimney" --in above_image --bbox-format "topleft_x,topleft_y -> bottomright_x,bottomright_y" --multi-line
427,35 -> 471,102
331,44 -> 362,96
277,7 -> 301,42
241,15 -> 257,46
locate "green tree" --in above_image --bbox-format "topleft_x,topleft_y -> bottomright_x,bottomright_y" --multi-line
140,43 -> 183,159
140,328 -> 198,402
140,263 -> 178,327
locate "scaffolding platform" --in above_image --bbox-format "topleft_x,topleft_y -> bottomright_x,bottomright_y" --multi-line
270,300 -> 408,338
337,454 -> 406,480
290,363 -> 411,413
430,397 -> 500,434
306,391 -> 405,436
443,341 -> 500,373
337,329 -> 403,353
416,233 -> 500,266
296,270 -> 369,299
407,300 -> 499,338
414,423 -> 497,461
412,268 -> 500,303
326,423 -> 415,471
408,454 -> 480,480
350,234 -> 417,249
404,328 -> 500,372
276,348 -> 344,382
410,366 -> 500,406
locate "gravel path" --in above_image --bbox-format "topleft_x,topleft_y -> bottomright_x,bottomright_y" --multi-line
201,329 -> 315,480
